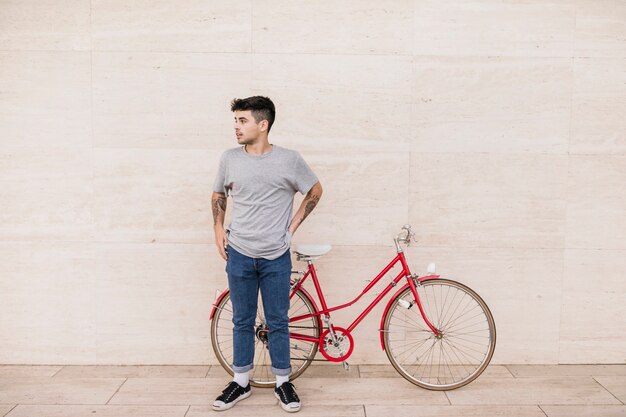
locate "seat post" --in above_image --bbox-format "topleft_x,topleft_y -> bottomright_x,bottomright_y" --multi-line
306,258 -> 329,312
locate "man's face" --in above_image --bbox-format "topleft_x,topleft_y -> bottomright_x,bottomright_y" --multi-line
233,110 -> 264,145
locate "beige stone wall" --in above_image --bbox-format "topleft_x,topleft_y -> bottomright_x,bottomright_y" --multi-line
0,1 -> 624,365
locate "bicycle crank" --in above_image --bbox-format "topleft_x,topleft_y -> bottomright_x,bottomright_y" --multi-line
255,324 -> 270,350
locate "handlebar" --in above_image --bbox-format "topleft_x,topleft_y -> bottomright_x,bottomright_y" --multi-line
394,224 -> 417,252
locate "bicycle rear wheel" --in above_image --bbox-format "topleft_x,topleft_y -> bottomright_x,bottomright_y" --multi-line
210,288 -> 320,387
383,279 -> 496,390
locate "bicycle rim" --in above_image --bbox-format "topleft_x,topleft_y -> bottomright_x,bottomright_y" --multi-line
383,279 -> 496,390
210,288 -> 320,387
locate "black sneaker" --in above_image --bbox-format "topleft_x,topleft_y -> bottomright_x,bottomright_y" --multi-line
274,381 -> 301,413
212,381 -> 251,411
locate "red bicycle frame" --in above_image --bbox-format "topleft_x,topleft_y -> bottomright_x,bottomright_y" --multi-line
289,250 -> 442,351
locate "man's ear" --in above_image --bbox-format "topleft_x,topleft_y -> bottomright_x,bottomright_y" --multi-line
259,119 -> 269,132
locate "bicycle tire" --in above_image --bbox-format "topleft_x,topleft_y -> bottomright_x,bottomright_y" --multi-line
383,279 -> 496,390
210,288 -> 320,387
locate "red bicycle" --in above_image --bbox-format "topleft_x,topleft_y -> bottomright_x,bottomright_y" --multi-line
210,225 -> 496,390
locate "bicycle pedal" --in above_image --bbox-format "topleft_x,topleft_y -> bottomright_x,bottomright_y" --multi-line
342,361 -> 350,371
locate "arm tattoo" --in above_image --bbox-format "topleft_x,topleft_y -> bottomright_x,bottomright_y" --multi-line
212,194 -> 227,225
301,193 -> 320,223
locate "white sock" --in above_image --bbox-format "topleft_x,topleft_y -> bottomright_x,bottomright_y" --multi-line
233,371 -> 249,388
276,374 -> 289,388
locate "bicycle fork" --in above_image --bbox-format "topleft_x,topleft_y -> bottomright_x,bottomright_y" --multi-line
407,275 -> 442,337
379,276 -> 443,351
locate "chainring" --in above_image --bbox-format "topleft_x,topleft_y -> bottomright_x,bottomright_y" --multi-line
319,326 -> 354,362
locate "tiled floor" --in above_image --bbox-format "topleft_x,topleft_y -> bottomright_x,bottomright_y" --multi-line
0,365 -> 625,416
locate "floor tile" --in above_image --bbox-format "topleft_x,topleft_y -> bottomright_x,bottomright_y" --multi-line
366,405 -> 546,417
1,365 -> 624,416
508,365 -> 626,377
54,365 -> 209,379
0,377 -> 125,405
0,405 -> 16,416
358,365 -> 513,379
205,364 -> 230,379
207,362 -> 359,380
108,378 -> 275,406
297,364 -> 359,379
356,364 -> 406,378
4,405 -> 188,417
541,405 -> 626,417
446,377 -> 621,405
187,404 -> 365,417
594,377 -> 626,403
0,366 -> 62,378
293,377 -> 448,405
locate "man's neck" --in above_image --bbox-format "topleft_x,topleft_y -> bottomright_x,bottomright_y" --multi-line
244,139 -> 272,155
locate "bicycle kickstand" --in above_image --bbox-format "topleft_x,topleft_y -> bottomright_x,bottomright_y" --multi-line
342,361 -> 350,371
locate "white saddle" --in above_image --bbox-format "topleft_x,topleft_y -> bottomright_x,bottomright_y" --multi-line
294,244 -> 332,258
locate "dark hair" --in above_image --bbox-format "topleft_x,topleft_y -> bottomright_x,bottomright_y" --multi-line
230,96 -> 276,133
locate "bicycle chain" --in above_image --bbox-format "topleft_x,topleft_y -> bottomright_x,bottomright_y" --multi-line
287,325 -> 320,330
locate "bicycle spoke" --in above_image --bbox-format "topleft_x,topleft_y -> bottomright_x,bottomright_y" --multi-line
444,304 -> 482,332
390,337 -> 432,352
289,302 -> 308,316
440,292 -> 474,331
445,312 -> 486,333
439,344 -> 457,383
387,321 -> 432,333
391,309 -> 431,331
393,336 -> 433,361
438,287 -> 456,329
443,291 -> 467,333
418,339 -> 438,382
446,339 -> 488,360
439,341 -> 466,382
441,339 -> 473,376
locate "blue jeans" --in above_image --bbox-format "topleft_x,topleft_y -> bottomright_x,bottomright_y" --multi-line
226,246 -> 292,377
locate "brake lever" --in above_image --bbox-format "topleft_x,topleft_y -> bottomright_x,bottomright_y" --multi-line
401,224 -> 416,245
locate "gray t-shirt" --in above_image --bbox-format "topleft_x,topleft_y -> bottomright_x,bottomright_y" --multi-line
213,145 -> 318,260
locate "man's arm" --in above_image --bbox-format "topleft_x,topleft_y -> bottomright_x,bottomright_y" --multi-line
212,191 -> 228,260
288,181 -> 323,235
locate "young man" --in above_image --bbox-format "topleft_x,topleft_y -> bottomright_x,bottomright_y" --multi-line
211,96 -> 322,413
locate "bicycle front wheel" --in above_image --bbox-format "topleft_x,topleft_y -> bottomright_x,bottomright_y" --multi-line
210,288 -> 320,387
383,279 -> 496,390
